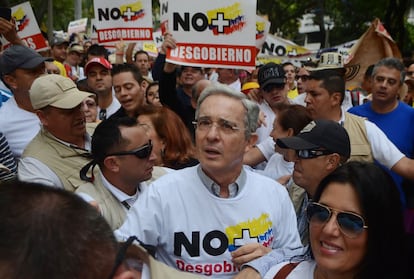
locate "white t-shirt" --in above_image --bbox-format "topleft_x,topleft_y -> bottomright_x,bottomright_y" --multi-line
0,97 -> 40,159
116,165 -> 302,279
264,260 -> 316,279
255,152 -> 294,181
256,101 -> 276,145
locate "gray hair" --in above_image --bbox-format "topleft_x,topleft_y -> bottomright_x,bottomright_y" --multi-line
195,83 -> 259,139
372,57 -> 405,84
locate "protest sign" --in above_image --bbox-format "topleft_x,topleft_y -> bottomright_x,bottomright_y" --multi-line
93,0 -> 153,43
0,1 -> 47,51
165,0 -> 257,69
68,18 -> 88,36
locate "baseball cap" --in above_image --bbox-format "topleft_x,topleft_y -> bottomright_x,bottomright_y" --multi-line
241,81 -> 260,94
50,36 -> 69,47
258,63 -> 286,89
0,45 -> 53,76
84,57 -> 112,75
276,119 -> 351,158
30,74 -> 93,110
67,44 -> 84,54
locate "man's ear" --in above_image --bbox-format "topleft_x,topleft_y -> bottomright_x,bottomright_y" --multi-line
36,110 -> 48,126
245,133 -> 258,153
331,92 -> 342,107
103,156 -> 121,172
2,74 -> 17,90
326,153 -> 341,170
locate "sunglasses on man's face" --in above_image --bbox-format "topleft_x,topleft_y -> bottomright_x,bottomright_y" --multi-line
296,149 -> 333,159
106,140 -> 153,159
306,202 -> 368,238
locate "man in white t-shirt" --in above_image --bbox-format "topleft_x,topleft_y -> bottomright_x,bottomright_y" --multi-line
116,84 -> 302,278
0,45 -> 52,159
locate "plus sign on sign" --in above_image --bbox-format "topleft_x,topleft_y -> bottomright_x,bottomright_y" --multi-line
167,0 -> 257,69
93,0 -> 153,43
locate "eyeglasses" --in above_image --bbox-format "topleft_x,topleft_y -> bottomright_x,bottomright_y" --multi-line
106,140 -> 153,159
192,118 -> 242,134
263,83 -> 285,92
297,149 -> 333,159
107,236 -> 156,279
295,75 -> 310,81
306,202 -> 368,238
407,71 -> 414,76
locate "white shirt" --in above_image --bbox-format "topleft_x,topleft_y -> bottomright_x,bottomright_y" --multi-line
0,97 -> 40,159
98,96 -> 121,119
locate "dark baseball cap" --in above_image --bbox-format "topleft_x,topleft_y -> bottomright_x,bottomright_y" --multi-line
0,45 -> 53,76
258,63 -> 286,89
276,119 -> 351,158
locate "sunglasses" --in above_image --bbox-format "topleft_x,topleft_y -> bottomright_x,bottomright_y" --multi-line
297,149 -> 333,159
107,140 -> 153,159
306,202 -> 368,238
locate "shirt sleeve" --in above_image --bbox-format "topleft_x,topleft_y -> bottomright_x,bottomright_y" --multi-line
364,120 -> 404,168
256,137 -> 275,161
18,157 -> 63,188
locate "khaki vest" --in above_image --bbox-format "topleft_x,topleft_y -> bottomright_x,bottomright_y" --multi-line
76,173 -> 127,230
344,112 -> 374,163
22,127 -> 94,192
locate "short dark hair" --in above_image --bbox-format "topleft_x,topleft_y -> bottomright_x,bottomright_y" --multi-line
0,180 -> 117,279
134,50 -> 149,61
308,69 -> 345,104
313,161 -> 407,278
372,57 -> 405,84
277,104 -> 312,135
91,117 -> 138,166
86,44 -> 109,60
111,63 -> 143,85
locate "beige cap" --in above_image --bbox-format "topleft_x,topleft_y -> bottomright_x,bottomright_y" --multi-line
30,74 -> 93,110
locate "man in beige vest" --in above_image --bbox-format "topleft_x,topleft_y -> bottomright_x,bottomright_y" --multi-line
76,116 -> 158,230
18,74 -> 94,191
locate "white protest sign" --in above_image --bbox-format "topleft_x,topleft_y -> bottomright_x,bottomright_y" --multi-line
166,0 -> 257,69
0,1 -> 47,51
93,0 -> 153,43
68,18 -> 88,36
256,15 -> 270,50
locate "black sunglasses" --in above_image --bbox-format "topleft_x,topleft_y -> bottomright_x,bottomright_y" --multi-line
107,236 -> 157,279
297,149 -> 333,159
107,140 -> 153,159
306,202 -> 368,238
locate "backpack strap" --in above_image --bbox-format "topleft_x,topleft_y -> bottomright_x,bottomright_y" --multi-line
273,262 -> 300,279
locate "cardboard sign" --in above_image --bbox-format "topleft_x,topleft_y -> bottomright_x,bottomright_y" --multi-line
165,0 -> 257,69
93,0 -> 153,43
0,1 -> 47,51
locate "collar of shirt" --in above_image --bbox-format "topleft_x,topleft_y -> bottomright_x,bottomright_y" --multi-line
42,127 -> 92,151
100,172 -> 140,209
197,165 -> 247,198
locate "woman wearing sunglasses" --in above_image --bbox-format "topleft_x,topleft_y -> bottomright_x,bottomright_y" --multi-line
264,161 -> 408,279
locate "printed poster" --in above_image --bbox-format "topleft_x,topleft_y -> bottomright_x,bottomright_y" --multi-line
165,0 -> 257,69
93,0 -> 153,43
0,1 -> 48,51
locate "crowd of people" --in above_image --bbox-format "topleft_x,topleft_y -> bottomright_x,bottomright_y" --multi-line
0,13 -> 413,279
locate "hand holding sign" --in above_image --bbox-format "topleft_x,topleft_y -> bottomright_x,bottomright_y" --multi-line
0,17 -> 22,45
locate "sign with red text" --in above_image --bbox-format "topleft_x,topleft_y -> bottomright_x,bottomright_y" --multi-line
0,1 -> 48,51
93,0 -> 153,43
165,0 -> 257,70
